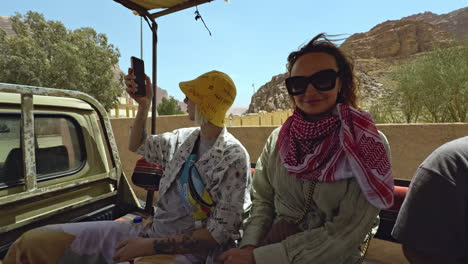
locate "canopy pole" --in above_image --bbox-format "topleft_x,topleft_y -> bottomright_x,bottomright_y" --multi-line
151,19 -> 158,134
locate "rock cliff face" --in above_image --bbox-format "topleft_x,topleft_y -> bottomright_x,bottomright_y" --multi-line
340,20 -> 451,59
247,73 -> 290,113
0,16 -> 14,36
247,7 -> 468,113
402,7 -> 468,41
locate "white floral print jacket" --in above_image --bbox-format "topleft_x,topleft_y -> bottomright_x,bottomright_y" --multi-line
136,127 -> 251,244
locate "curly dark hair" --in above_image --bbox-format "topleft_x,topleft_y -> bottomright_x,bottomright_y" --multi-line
286,33 -> 358,108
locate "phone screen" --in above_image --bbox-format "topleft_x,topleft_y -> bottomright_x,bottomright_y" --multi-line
131,56 -> 146,96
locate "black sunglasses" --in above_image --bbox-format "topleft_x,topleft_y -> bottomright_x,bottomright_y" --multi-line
285,69 -> 340,95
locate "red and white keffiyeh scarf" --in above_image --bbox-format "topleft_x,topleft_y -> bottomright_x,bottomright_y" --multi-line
278,104 -> 394,209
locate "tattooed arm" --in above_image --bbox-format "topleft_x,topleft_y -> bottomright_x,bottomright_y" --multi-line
114,228 -> 219,262
152,228 -> 219,254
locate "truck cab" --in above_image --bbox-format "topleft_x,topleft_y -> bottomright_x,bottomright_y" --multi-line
0,83 -> 141,258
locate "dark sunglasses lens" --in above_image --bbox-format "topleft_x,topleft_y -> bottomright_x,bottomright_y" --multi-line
311,70 -> 338,91
286,77 -> 308,95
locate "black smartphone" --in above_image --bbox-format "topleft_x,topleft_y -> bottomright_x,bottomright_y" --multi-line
131,56 -> 146,96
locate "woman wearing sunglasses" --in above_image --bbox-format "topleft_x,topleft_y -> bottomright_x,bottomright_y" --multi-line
218,34 -> 394,264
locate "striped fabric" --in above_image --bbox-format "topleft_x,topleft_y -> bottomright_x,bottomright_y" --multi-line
134,158 -> 164,174
278,104 -> 394,209
132,158 -> 164,189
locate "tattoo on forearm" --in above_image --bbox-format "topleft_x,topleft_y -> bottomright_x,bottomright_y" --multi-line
153,230 -> 214,254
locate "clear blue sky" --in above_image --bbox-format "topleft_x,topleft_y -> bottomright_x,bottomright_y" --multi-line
3,0 -> 467,108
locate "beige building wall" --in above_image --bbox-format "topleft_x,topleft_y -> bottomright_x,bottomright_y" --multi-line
376,123 -> 468,179
111,117 -> 468,193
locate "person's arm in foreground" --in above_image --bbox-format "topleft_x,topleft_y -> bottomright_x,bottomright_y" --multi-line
402,244 -> 461,264
392,167 -> 466,264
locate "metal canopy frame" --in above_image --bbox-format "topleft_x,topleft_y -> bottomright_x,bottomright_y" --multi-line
115,0 -> 213,19
113,0 -> 214,134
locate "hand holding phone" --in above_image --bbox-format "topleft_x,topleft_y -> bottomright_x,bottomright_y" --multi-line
131,56 -> 146,97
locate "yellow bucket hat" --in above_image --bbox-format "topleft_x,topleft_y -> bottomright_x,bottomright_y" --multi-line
179,71 -> 236,127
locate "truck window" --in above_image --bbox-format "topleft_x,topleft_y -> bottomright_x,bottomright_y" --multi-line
0,115 -> 20,186
0,114 -> 85,187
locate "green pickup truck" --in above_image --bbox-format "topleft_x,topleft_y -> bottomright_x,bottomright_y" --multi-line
0,83 -> 142,258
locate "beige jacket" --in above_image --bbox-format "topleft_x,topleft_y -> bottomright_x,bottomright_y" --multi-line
240,127 -> 391,264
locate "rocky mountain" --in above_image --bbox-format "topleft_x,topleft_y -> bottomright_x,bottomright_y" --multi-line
227,106 -> 248,115
248,73 -> 290,113
0,16 -> 14,36
247,7 -> 468,113
402,7 -> 468,41
340,19 -> 452,59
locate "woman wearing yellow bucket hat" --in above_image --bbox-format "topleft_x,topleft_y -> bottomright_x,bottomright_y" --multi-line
2,70 -> 251,264
115,69 -> 251,263
179,70 -> 237,128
